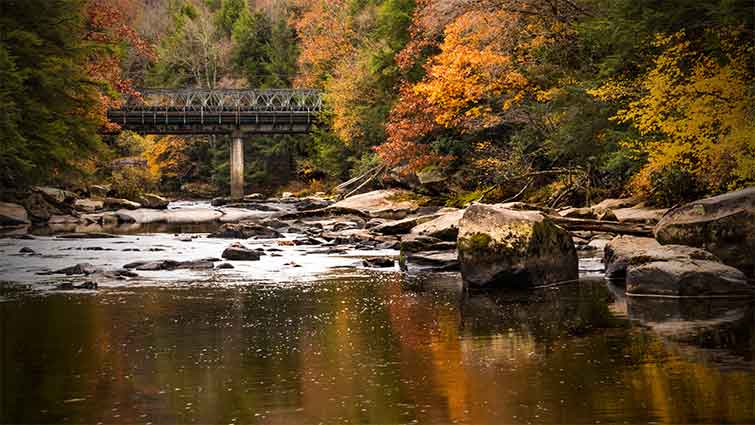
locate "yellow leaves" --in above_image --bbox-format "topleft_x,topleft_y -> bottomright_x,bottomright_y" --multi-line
607,29 -> 755,195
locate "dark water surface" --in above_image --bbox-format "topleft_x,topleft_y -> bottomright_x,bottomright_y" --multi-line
1,274 -> 753,424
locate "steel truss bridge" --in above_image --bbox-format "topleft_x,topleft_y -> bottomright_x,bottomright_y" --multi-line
107,89 -> 323,135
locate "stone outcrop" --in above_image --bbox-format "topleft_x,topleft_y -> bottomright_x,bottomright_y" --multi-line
457,203 -> 577,289
370,214 -> 439,235
0,202 -> 29,226
654,187 -> 755,277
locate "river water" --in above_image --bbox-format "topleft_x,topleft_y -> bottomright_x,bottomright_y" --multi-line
0,207 -> 753,424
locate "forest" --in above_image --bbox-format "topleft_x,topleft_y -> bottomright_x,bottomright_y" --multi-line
1,0 -> 753,207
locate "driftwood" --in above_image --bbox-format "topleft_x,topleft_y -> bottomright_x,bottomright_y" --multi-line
546,215 -> 654,237
332,165 -> 384,199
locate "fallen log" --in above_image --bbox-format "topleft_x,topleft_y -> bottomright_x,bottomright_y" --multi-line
546,215 -> 654,237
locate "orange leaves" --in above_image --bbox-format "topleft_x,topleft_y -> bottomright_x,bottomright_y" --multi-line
292,0 -> 359,88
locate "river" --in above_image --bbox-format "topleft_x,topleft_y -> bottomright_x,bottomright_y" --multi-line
0,203 -> 753,424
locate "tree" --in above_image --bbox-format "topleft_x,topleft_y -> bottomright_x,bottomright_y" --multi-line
0,0 -> 103,186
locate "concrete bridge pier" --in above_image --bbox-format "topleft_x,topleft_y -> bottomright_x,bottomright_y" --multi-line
230,130 -> 244,199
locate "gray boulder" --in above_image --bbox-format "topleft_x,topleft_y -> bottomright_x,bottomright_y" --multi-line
603,236 -> 716,279
457,204 -> 577,289
627,260 -> 752,297
654,187 -> 755,276
32,186 -> 77,205
0,202 -> 29,226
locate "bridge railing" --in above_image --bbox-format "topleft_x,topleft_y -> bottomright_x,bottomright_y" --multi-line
118,89 -> 323,113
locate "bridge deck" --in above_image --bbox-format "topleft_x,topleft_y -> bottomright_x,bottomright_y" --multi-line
107,89 -> 322,135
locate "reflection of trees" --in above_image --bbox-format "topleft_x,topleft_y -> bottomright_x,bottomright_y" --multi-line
2,277 -> 753,424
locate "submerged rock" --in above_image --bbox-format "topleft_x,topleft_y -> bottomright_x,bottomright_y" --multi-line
56,232 -> 119,239
362,257 -> 395,268
42,263 -> 100,276
208,223 -> 282,239
457,204 -> 577,289
0,202 -> 29,226
222,242 -> 261,261
654,187 -> 755,277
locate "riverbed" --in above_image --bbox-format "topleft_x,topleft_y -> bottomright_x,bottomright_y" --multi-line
0,203 -> 753,424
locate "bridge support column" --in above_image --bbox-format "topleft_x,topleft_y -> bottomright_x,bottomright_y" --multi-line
230,131 -> 244,199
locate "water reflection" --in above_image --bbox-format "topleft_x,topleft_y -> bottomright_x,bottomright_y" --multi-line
1,276 -> 753,424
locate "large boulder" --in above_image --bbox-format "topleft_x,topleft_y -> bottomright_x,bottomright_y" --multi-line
409,209 -> 464,241
604,236 -> 753,297
457,203 -> 577,289
654,187 -> 755,277
135,193 -> 169,209
603,236 -> 716,279
21,193 -> 63,221
32,186 -> 77,205
0,202 -> 29,226
627,260 -> 751,297
612,204 -> 667,224
331,189 -> 424,219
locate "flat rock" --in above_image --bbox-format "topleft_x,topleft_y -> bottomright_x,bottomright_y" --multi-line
116,208 -> 222,224
362,257 -> 396,268
371,214 -> 439,235
613,205 -> 667,224
604,236 -> 717,279
654,187 -> 755,277
409,209 -> 464,241
627,259 -> 752,297
331,189 -> 422,218
0,202 -> 29,226
56,232 -> 119,239
403,250 -> 459,271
